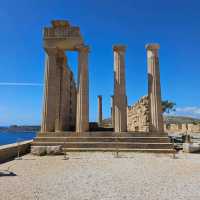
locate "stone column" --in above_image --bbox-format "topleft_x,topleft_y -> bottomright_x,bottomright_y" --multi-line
111,95 -> 115,128
41,48 -> 58,132
60,66 -> 69,131
146,44 -> 164,133
97,95 -> 103,126
76,45 -> 89,133
55,50 -> 66,132
113,45 -> 127,132
69,71 -> 77,130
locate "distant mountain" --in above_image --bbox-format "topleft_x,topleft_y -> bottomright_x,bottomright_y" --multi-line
0,125 -> 40,132
164,115 -> 200,124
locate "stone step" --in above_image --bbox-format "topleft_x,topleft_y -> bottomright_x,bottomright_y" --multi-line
32,141 -> 173,149
34,137 -> 170,143
38,131 -> 167,137
63,148 -> 175,153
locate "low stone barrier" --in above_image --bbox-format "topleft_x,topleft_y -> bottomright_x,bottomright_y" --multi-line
183,143 -> 200,153
0,140 -> 32,163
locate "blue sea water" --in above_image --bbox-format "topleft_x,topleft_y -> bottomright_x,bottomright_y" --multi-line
0,132 -> 36,146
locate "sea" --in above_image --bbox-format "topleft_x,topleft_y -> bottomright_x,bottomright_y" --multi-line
0,132 -> 36,146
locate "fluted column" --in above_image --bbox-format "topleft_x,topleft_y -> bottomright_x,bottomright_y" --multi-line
60,66 -> 69,131
76,45 -> 89,133
146,43 -> 164,133
41,48 -> 58,132
55,50 -> 66,132
97,95 -> 103,126
113,45 -> 127,132
111,95 -> 115,128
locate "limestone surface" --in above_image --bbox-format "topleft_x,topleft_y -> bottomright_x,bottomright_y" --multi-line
1,152 -> 200,200
46,145 -> 63,155
31,146 -> 46,156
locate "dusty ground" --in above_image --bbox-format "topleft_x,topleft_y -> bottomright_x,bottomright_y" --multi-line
0,152 -> 200,200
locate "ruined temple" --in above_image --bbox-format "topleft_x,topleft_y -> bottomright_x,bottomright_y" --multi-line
32,20 -> 174,153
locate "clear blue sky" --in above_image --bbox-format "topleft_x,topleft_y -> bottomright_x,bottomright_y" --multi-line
0,0 -> 200,126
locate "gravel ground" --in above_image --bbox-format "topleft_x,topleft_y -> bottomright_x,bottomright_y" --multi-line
0,152 -> 200,200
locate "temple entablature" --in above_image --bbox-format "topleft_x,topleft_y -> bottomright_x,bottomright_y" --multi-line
43,20 -> 84,50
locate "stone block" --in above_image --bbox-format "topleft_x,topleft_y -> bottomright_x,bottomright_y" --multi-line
31,146 -> 46,156
46,145 -> 63,155
183,143 -> 200,153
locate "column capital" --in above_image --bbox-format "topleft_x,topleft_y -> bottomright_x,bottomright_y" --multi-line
145,43 -> 160,51
76,45 -> 90,52
113,45 -> 126,52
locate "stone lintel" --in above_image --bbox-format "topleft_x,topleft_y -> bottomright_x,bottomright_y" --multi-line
113,45 -> 126,52
145,43 -> 160,51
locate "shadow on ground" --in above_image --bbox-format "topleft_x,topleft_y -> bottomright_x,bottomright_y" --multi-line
0,171 -> 17,177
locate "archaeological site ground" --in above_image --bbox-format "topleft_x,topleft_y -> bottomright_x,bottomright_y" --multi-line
1,1 -> 200,199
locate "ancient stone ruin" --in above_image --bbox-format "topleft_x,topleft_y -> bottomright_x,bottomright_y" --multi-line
127,96 -> 150,132
41,20 -> 89,133
40,20 -> 165,134
32,20 -> 174,153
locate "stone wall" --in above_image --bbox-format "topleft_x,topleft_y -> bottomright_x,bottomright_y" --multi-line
127,96 -> 151,132
164,123 -> 200,133
127,95 -> 200,133
0,140 -> 32,163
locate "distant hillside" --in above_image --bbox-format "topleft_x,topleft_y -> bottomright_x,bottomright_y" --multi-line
164,115 -> 200,124
0,125 -> 40,132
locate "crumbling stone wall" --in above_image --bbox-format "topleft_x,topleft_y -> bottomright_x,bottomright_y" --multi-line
127,96 -> 151,132
127,95 -> 200,133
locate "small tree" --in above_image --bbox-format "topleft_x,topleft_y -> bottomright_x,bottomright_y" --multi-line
162,100 -> 176,114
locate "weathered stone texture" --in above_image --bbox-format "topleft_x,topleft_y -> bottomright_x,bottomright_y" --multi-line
76,45 -> 89,132
69,71 -> 77,130
113,45 -> 127,132
127,96 -> 151,132
111,95 -> 115,128
31,146 -> 46,156
41,48 -> 59,132
97,95 -> 103,126
41,20 -> 85,133
41,49 -> 77,132
46,145 -> 63,155
146,44 -> 164,133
